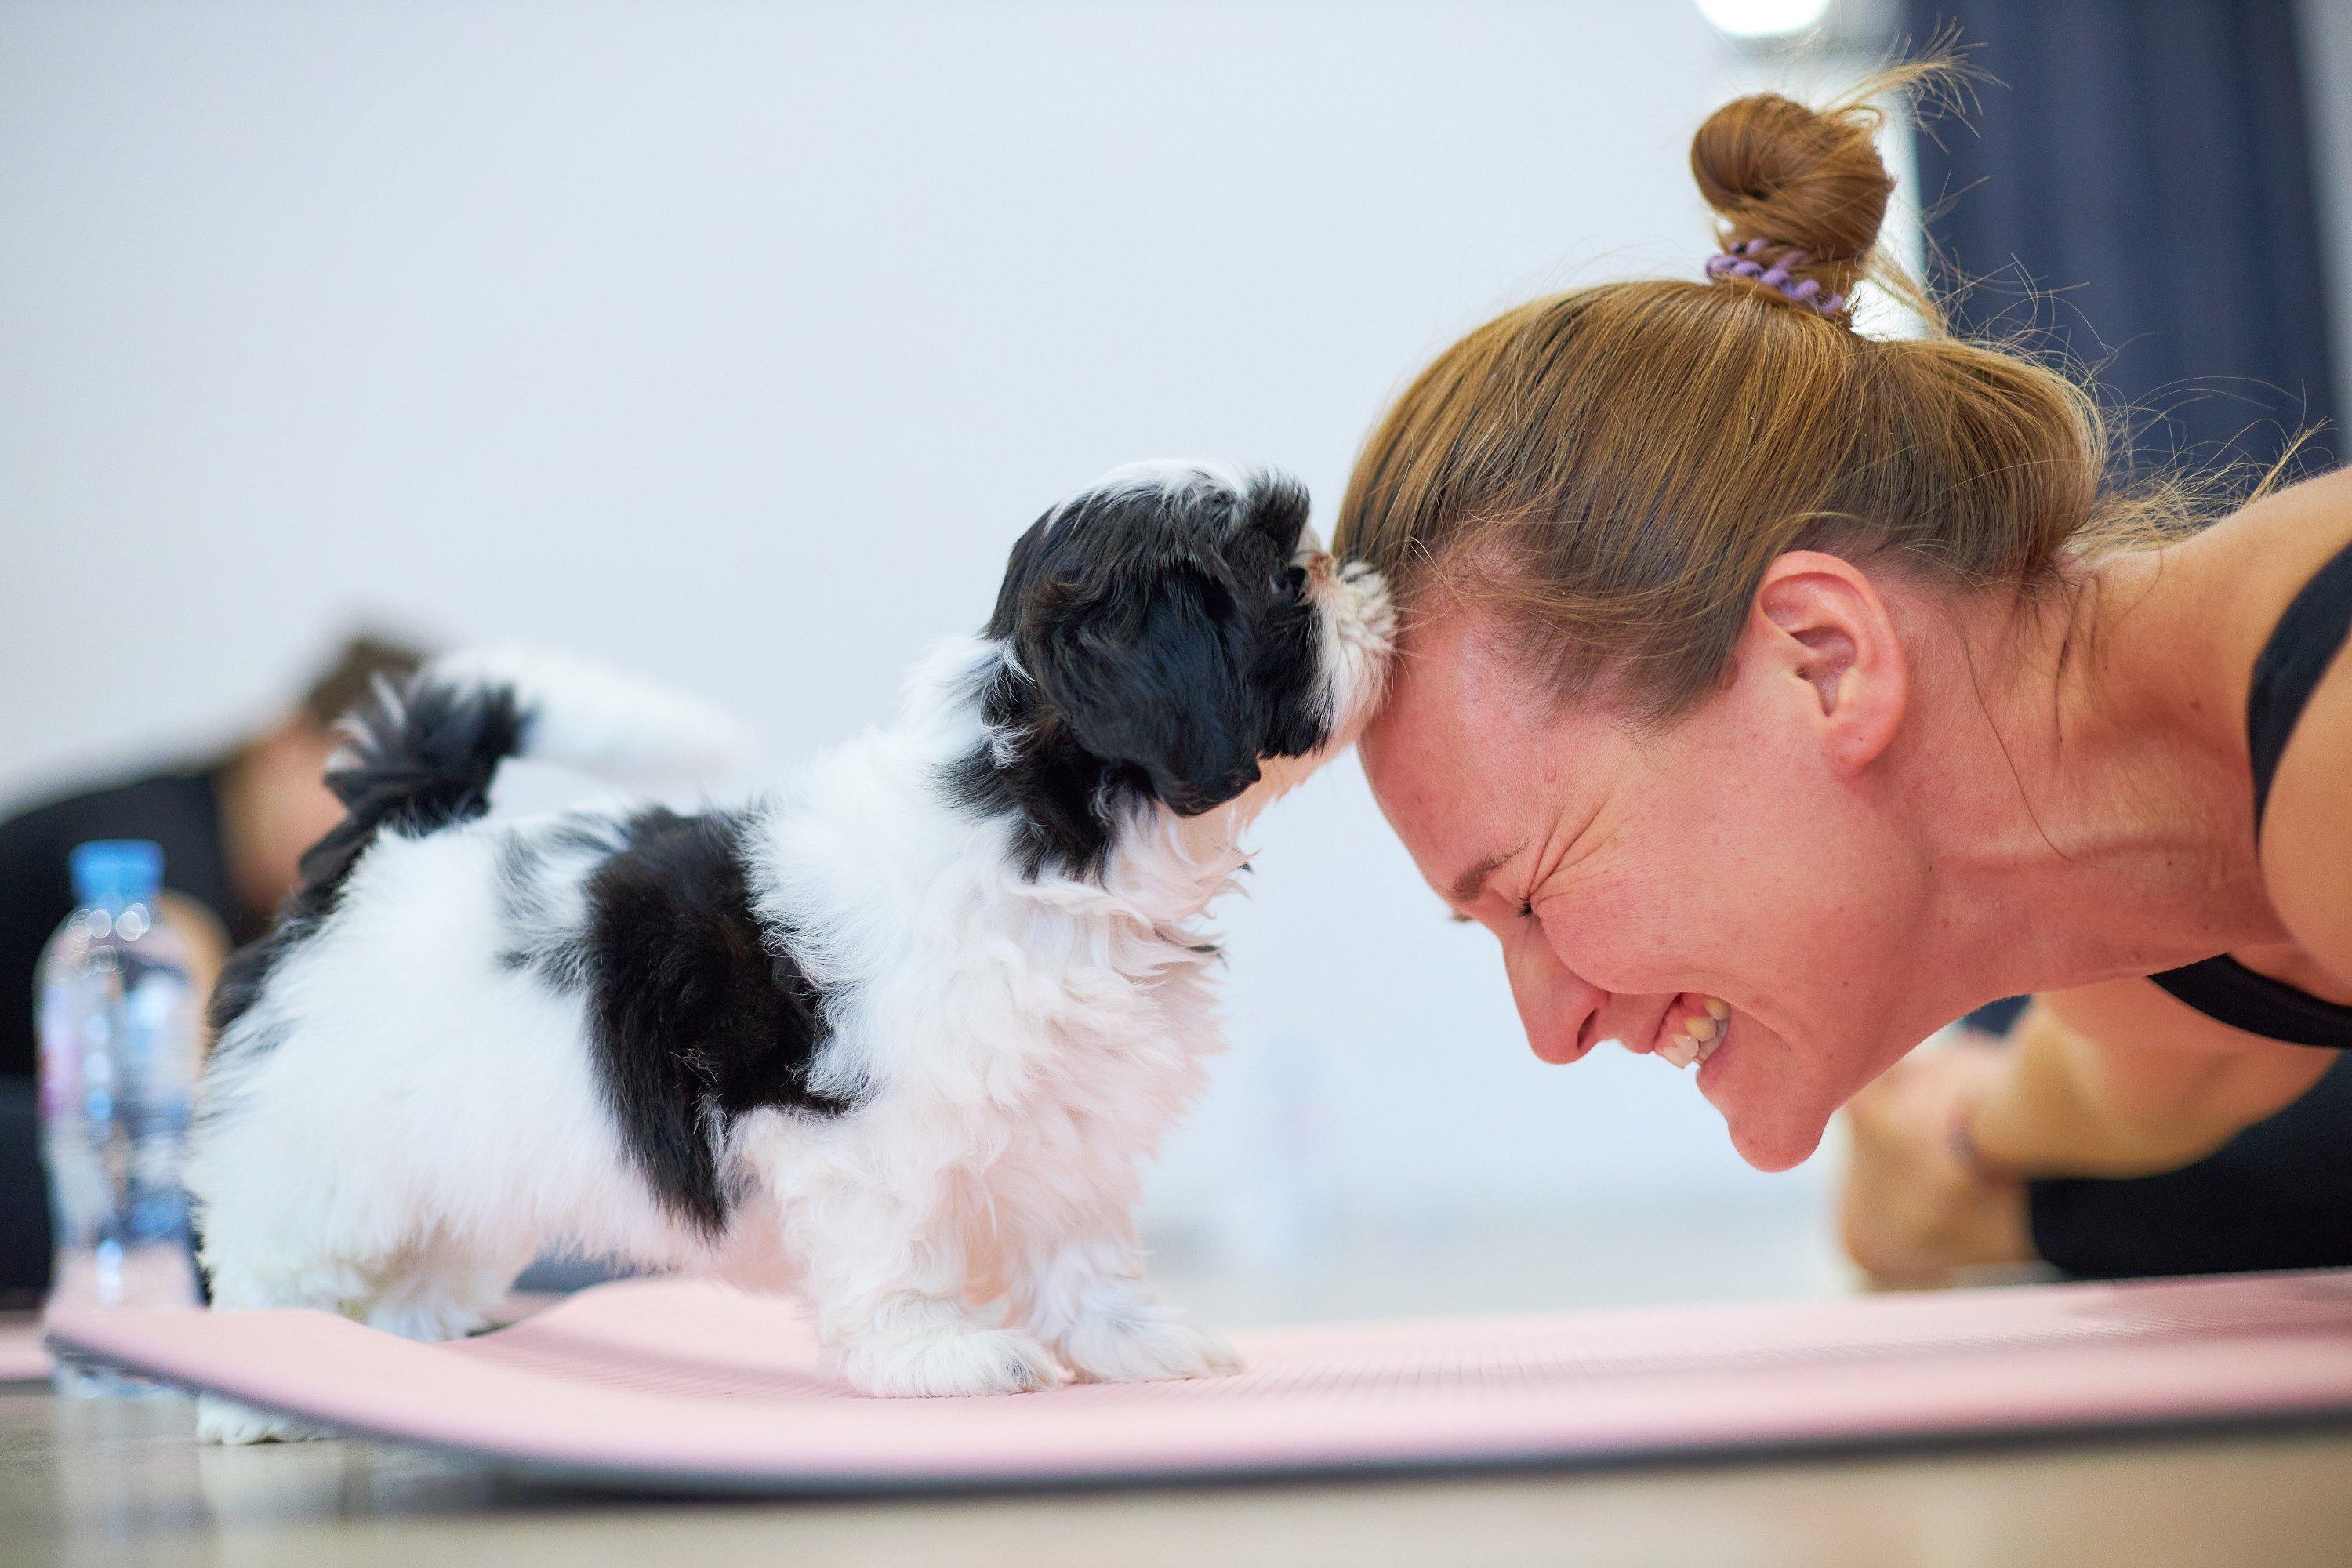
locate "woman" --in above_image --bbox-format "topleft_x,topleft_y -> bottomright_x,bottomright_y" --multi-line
1334,83 -> 2350,1279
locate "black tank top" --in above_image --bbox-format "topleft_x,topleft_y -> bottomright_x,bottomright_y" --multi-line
2145,538 -> 2352,1047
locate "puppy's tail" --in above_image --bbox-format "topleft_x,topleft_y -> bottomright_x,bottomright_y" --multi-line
303,648 -> 750,876
209,650 -> 746,1044
416,647 -> 750,786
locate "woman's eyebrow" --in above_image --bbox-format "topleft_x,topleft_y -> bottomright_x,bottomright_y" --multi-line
1446,844 -> 1523,907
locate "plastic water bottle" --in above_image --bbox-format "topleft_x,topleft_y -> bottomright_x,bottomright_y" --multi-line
37,840 -> 202,1392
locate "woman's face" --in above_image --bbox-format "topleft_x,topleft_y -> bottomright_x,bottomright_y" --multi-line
1359,604 -> 1945,1172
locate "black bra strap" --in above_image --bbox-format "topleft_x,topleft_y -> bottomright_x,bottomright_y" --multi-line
2143,536 -> 2352,1047
2149,956 -> 2352,1050
2245,536 -> 2352,827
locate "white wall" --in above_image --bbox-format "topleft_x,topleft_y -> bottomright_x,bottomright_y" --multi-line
0,2 -> 1837,1250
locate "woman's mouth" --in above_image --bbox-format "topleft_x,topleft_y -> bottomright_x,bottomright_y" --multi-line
1654,993 -> 1731,1070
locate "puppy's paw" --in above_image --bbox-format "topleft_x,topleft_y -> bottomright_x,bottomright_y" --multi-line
1059,1308 -> 1243,1385
197,1393 -> 336,1445
837,1325 -> 1068,1398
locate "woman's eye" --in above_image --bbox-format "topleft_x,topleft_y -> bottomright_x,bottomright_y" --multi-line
1516,899 -> 1535,920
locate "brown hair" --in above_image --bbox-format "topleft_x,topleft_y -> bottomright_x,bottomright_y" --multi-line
297,632 -> 430,729
1334,72 -> 2200,720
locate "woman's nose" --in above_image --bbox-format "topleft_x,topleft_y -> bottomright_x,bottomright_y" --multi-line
1503,929 -> 1607,1065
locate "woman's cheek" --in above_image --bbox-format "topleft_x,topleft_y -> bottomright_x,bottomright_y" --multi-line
1533,898 -> 1665,996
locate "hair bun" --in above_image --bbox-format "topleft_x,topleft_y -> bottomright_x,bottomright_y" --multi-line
1690,92 -> 1894,269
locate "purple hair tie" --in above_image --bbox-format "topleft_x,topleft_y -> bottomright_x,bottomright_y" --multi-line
1704,238 -> 1846,318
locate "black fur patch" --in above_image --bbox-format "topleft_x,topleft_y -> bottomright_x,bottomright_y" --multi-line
576,806 -> 851,1232
209,677 -> 528,1048
944,662 -> 1129,880
946,466 -> 1337,880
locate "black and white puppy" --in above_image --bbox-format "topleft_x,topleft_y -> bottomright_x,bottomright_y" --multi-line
187,461 -> 1392,1439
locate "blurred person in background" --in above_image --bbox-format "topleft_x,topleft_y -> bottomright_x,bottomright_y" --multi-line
0,633 -> 426,1303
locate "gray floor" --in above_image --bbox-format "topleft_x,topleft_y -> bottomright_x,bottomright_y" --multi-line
7,1311 -> 2351,1568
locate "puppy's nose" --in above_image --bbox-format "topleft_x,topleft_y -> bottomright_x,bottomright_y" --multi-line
1305,551 -> 1336,582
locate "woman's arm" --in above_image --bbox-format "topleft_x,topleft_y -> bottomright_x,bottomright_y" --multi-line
1969,981 -> 2332,1178
1840,982 -> 2328,1285
1838,1029 -> 2033,1284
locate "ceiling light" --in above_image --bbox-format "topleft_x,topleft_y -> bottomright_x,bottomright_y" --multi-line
1696,0 -> 1833,39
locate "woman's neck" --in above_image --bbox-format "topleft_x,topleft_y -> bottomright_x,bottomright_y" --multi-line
1897,543 -> 2282,1004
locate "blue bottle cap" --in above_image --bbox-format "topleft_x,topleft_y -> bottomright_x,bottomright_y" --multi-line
68,840 -> 165,907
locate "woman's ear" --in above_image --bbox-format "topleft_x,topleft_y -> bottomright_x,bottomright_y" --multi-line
1747,550 -> 1907,776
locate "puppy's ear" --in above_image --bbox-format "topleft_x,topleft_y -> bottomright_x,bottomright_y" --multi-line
1024,570 -> 1262,815
1238,469 -> 1312,553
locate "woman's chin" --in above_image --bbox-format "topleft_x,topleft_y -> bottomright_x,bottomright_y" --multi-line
1700,1024 -> 1831,1171
1724,1112 -> 1826,1173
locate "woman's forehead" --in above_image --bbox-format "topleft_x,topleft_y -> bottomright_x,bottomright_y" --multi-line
1361,616 -> 1616,881
1367,611 -> 1601,764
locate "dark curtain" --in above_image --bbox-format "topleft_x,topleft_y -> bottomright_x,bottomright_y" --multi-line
1903,0 -> 2339,475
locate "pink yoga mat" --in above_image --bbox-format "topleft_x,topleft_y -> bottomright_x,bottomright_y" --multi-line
0,1316 -> 49,1382
45,1269 -> 2352,1493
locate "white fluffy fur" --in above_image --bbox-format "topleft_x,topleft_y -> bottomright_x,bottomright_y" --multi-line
187,517 -> 1391,1442
420,644 -> 754,784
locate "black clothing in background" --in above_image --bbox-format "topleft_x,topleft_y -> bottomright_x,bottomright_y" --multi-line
2031,1052 -> 2352,1276
0,762 -> 264,1296
1902,0 -> 2339,475
1962,996 -> 2031,1036
0,1083 -> 46,1308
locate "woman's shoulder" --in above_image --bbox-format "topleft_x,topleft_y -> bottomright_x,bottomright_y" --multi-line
2191,466 -> 2352,649
2238,467 -> 2352,980
2264,673 -> 2352,978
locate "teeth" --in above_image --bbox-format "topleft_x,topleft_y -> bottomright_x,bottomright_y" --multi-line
1657,999 -> 1734,1073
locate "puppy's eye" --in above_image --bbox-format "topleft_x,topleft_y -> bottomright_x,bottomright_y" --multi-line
1271,566 -> 1297,597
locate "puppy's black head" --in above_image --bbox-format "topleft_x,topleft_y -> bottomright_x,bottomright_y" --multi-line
983,462 -> 1341,817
